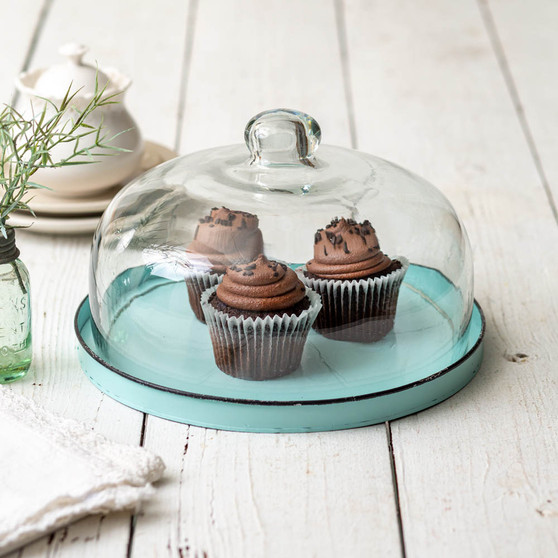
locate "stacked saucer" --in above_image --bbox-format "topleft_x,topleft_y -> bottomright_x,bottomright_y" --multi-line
10,142 -> 177,235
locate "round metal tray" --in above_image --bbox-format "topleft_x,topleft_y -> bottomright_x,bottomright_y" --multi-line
75,264 -> 485,433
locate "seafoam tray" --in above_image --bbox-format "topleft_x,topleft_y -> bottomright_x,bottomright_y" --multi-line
75,264 -> 485,433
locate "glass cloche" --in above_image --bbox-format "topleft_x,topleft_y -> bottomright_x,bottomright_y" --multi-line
76,109 -> 484,433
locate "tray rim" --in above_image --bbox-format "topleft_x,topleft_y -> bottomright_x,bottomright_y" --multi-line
74,295 -> 485,407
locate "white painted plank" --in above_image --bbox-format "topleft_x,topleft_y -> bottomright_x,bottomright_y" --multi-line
344,0 -> 558,555
0,0 -> 44,103
179,0 -> 353,152
135,418 -> 401,558
485,0 -> 558,207
5,0 -> 191,555
136,1 -> 401,557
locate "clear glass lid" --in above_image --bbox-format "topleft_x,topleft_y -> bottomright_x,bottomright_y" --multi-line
88,108 -> 474,395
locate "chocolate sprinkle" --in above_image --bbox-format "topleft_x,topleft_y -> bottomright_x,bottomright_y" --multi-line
314,217 -> 382,260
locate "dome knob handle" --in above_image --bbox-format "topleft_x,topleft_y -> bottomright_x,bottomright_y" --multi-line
244,109 -> 321,167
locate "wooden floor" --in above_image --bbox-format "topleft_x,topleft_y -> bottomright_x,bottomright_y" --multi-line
3,0 -> 558,556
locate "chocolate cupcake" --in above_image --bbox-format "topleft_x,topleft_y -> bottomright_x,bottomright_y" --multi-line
299,217 -> 408,342
185,207 -> 264,322
200,255 -> 321,380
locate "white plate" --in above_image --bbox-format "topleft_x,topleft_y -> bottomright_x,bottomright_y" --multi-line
9,213 -> 102,235
26,141 -> 177,217
29,184 -> 123,216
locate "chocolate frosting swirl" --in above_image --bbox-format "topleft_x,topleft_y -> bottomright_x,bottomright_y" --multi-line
217,255 -> 307,312
187,207 -> 264,273
306,217 -> 393,280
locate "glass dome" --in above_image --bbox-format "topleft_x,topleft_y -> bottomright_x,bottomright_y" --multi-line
86,108 -> 477,410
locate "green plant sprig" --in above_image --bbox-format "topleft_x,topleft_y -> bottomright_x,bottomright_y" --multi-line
0,79 -> 125,237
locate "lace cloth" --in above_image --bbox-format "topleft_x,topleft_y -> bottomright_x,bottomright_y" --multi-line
0,388 -> 165,556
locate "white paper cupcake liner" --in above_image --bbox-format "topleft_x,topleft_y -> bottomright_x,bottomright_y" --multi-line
298,257 -> 409,343
184,269 -> 223,323
200,286 -> 322,380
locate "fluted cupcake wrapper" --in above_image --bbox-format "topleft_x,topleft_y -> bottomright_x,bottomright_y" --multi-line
298,257 -> 409,343
200,286 -> 322,380
184,269 -> 223,323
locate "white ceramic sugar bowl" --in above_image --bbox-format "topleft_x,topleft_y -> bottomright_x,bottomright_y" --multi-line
16,43 -> 143,198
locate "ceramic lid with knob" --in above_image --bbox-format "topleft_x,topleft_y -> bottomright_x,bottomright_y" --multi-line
77,108 -> 485,433
33,43 -> 111,99
17,43 -> 130,101
15,43 -> 142,198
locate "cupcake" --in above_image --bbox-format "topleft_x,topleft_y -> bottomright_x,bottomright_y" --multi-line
299,217 -> 408,342
200,254 -> 321,380
185,207 -> 264,322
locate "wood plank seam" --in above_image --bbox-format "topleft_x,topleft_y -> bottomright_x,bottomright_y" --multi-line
176,426 -> 191,558
10,0 -> 54,106
337,5 -> 410,555
334,0 -> 358,149
386,421 -> 408,558
126,413 -> 149,558
339,2 -> 410,555
175,0 -> 200,153
477,0 -> 558,224
337,4 -> 405,552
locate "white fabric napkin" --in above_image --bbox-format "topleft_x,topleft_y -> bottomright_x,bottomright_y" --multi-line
0,388 -> 165,556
